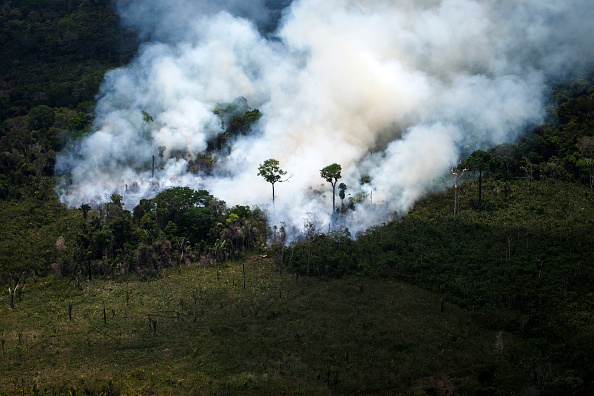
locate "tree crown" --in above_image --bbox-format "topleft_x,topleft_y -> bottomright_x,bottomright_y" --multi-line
320,163 -> 342,185
258,159 -> 287,184
464,150 -> 500,171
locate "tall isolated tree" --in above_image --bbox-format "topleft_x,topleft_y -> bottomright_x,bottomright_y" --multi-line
320,163 -> 342,213
258,159 -> 287,205
464,150 -> 500,207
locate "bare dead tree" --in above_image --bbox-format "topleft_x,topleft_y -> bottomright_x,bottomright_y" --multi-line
451,161 -> 468,218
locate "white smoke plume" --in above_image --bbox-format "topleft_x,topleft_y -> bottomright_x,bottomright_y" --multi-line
56,0 -> 594,235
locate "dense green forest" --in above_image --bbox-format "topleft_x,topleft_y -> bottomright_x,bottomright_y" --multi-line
0,0 -> 138,200
1,0 -> 594,394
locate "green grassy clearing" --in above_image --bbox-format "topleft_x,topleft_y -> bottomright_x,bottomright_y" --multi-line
1,255 -> 527,395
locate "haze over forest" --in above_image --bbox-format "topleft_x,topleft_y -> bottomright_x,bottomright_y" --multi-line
55,0 -> 594,233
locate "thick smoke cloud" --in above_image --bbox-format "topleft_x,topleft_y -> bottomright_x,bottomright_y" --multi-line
56,0 -> 594,234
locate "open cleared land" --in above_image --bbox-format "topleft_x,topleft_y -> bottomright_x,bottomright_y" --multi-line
1,254 -> 528,395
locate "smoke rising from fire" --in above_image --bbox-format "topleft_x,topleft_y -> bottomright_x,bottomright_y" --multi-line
56,0 -> 594,233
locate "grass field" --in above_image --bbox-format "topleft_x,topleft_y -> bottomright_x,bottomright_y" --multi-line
1,255 -> 529,395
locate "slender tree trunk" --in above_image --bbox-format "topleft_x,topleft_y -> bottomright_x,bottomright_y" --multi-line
454,184 -> 458,217
451,164 -> 467,217
478,165 -> 483,206
332,183 -> 336,214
